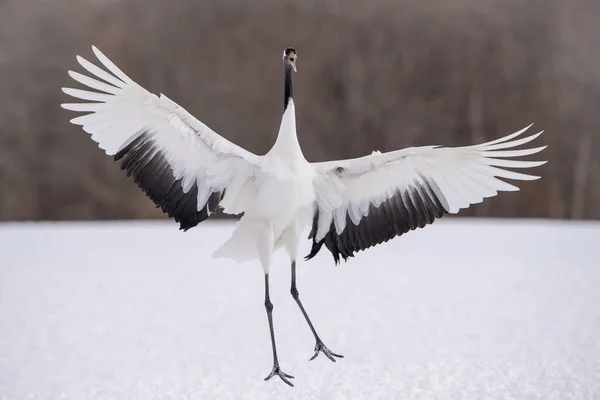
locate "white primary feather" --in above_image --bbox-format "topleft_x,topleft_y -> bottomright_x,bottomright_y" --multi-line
62,46 -> 261,220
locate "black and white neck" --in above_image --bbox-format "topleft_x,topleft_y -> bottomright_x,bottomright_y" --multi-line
269,48 -> 302,158
283,47 -> 297,111
284,63 -> 294,110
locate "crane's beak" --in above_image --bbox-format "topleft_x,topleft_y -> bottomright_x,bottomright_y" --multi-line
291,58 -> 297,72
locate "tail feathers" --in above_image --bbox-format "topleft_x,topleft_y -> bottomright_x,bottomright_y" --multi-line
212,220 -> 260,263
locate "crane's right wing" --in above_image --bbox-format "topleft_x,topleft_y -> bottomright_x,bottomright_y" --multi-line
62,46 -> 262,230
308,125 -> 547,263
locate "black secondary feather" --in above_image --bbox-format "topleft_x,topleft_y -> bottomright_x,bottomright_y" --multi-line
305,178 -> 448,264
114,129 -> 224,231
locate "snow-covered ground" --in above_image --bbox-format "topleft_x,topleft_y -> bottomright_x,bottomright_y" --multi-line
0,218 -> 599,399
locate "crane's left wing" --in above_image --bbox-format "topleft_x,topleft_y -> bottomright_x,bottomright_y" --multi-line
307,125 -> 546,263
62,46 -> 262,231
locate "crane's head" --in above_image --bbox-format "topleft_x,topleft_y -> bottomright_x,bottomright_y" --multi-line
283,47 -> 297,72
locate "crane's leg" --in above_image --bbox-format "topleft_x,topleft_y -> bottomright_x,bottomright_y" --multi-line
263,273 -> 295,386
290,260 -> 344,362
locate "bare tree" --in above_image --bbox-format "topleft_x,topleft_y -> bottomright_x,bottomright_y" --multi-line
0,0 -> 599,221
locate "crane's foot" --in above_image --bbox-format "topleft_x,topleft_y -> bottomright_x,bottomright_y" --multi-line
309,340 -> 344,362
264,365 -> 295,387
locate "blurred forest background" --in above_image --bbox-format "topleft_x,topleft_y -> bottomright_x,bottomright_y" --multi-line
0,0 -> 598,222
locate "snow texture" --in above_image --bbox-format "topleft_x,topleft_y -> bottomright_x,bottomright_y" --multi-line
0,218 -> 599,399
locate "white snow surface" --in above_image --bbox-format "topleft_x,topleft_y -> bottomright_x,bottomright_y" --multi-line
0,218 -> 599,400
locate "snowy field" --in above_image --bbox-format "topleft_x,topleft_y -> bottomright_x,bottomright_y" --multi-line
0,218 -> 599,400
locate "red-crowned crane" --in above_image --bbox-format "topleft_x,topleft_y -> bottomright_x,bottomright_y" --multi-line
62,46 -> 546,386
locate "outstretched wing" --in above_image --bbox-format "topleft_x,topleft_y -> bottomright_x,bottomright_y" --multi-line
62,46 -> 261,230
308,125 -> 546,263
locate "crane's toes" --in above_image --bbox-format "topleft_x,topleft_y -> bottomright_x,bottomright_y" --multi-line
309,341 -> 344,362
264,365 -> 295,387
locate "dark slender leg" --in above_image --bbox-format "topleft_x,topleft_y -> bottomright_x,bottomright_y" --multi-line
263,273 -> 295,387
290,261 -> 344,362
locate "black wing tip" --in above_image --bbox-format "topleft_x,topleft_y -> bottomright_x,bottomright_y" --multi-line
304,240 -> 323,261
303,251 -> 345,265
178,217 -> 203,232
304,236 -> 352,265
332,249 -> 351,265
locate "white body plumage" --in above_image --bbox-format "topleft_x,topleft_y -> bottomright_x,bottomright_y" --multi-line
213,100 -> 316,270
